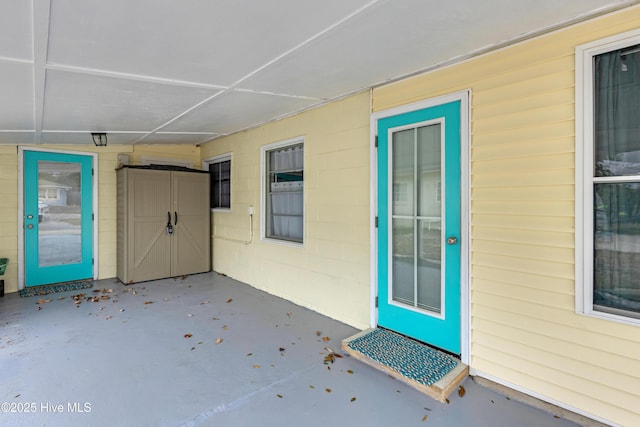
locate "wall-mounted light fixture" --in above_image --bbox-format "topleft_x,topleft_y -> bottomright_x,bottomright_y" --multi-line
91,132 -> 107,147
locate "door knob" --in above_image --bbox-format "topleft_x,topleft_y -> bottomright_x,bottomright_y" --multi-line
447,236 -> 458,245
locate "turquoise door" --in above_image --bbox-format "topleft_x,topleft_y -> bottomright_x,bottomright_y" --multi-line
377,100 -> 461,355
24,150 -> 94,287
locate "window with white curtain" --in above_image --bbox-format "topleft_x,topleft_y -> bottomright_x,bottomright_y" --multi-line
577,30 -> 640,324
262,138 -> 304,244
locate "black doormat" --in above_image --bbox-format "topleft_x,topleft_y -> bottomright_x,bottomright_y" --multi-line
19,280 -> 93,297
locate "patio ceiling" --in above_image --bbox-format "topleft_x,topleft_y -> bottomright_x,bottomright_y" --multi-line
0,0 -> 636,146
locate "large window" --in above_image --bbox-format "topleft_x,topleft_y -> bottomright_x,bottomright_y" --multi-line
262,138 -> 304,244
207,155 -> 231,210
577,30 -> 640,323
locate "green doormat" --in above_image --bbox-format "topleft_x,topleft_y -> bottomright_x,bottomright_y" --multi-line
19,280 -> 93,297
346,328 -> 459,387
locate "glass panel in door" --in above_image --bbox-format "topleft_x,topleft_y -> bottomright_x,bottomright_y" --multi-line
37,161 -> 82,267
391,124 -> 442,314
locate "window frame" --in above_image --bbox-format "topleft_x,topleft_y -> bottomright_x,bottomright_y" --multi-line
576,28 -> 640,326
203,153 -> 232,212
260,137 -> 305,246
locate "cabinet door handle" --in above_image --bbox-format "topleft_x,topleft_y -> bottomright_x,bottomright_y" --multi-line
166,212 -> 174,235
174,211 -> 178,225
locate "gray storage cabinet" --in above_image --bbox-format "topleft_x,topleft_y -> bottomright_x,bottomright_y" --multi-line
117,166 -> 210,283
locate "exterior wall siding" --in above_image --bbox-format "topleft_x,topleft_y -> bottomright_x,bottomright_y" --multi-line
0,146 -> 19,293
128,144 -> 201,167
373,6 -> 640,426
0,144 -> 199,294
200,92 -> 371,330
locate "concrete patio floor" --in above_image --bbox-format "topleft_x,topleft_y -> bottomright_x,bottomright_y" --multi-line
0,272 -> 585,427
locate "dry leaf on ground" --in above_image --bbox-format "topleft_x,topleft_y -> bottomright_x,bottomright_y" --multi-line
215,338 -> 222,344
324,347 -> 343,358
184,333 -> 193,338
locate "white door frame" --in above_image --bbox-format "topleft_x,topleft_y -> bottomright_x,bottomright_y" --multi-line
17,146 -> 99,290
369,89 -> 471,364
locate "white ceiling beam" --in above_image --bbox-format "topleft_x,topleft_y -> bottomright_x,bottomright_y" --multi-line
32,0 -> 51,143
45,63 -> 229,91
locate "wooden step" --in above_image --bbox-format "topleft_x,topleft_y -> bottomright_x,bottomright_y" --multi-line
342,328 -> 469,402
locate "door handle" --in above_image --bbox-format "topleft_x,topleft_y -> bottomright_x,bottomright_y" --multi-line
447,236 -> 458,245
174,211 -> 178,226
166,211 -> 173,235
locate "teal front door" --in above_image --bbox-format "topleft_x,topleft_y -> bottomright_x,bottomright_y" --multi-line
24,150 -> 94,287
377,100 -> 462,355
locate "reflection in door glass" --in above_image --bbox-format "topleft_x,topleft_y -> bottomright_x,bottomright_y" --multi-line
38,161 -> 82,267
391,124 -> 442,313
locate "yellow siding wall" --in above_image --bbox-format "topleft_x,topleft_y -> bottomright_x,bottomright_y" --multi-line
0,146 -> 18,292
200,92 -> 371,329
128,144 -> 201,167
0,144 -> 199,294
373,7 -> 640,426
